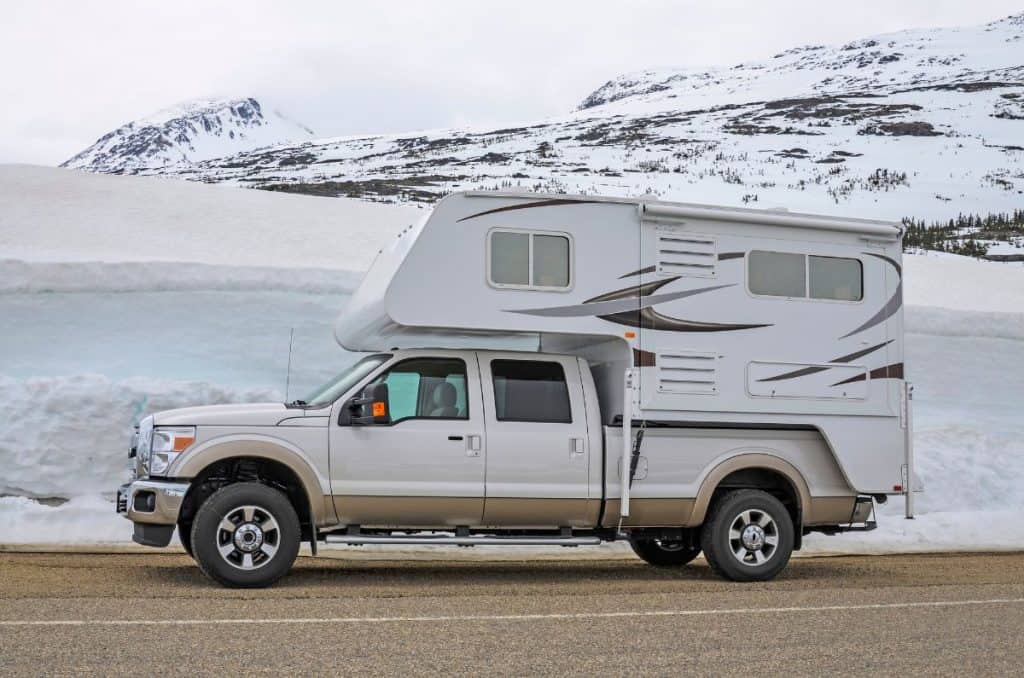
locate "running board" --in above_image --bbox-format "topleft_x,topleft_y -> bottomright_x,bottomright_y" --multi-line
324,534 -> 602,547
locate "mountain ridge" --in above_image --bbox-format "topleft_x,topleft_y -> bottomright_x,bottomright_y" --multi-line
62,97 -> 314,174
63,12 -> 1024,257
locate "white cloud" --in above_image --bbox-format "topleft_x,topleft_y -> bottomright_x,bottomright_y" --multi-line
1,0 -> 1021,164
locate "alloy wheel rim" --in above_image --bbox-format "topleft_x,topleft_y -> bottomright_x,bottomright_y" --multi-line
216,505 -> 280,571
727,508 -> 779,567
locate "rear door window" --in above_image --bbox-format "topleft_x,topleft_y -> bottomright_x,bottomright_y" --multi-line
490,360 -> 572,423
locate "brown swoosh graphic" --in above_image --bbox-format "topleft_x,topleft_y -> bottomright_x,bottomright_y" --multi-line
600,307 -> 771,333
756,340 -> 893,382
830,362 -> 904,387
457,198 -> 601,222
618,266 -> 656,279
584,277 -> 680,303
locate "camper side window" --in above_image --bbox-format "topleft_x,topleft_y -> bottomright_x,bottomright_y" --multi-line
488,229 -> 572,290
748,251 -> 862,302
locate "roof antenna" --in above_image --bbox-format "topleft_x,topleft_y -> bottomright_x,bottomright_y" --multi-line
284,327 -> 295,403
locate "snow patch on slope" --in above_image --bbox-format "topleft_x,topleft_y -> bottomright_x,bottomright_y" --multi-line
62,97 -> 315,173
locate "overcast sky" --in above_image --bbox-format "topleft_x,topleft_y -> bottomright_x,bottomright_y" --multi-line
3,0 -> 1021,165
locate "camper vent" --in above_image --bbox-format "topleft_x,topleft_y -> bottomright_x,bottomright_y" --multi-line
657,351 -> 717,395
656,233 -> 716,278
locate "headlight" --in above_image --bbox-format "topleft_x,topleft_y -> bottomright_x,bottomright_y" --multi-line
149,426 -> 196,476
136,416 -> 154,472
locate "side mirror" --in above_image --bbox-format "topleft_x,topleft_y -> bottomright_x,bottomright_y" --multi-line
347,383 -> 391,425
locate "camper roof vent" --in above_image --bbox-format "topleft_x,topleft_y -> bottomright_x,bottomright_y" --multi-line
657,351 -> 718,395
656,233 -> 716,278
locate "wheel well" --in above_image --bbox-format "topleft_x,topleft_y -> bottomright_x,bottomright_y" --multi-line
178,457 -> 313,540
711,468 -> 802,548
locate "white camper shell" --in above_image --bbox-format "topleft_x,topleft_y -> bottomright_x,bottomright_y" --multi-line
337,192 -> 911,510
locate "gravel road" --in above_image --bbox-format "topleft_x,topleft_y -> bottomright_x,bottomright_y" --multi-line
1,550 -> 1022,675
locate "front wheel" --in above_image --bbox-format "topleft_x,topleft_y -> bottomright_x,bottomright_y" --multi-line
191,482 -> 300,588
700,489 -> 794,582
629,535 -> 701,567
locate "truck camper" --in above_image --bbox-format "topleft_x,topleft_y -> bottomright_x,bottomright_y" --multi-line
118,191 -> 915,587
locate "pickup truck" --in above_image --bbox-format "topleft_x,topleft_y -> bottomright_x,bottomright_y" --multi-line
118,347 -> 870,588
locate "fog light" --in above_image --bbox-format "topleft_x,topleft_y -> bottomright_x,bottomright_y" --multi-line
133,491 -> 156,512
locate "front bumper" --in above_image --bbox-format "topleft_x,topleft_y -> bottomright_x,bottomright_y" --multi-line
116,479 -> 190,525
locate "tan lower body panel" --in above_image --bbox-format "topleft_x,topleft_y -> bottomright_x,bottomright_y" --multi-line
805,496 -> 858,525
601,499 -> 695,528
332,496 -> 483,528
482,497 -> 599,528
332,495 -> 858,530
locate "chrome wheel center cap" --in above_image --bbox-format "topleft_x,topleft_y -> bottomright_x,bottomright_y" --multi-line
741,524 -> 765,551
233,523 -> 264,553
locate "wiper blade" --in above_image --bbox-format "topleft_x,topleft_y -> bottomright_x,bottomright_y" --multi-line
286,399 -> 308,408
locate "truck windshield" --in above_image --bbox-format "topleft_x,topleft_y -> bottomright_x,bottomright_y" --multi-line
299,354 -> 391,407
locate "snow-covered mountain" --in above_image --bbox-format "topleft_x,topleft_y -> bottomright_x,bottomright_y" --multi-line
66,14 -> 1024,230
62,98 -> 314,173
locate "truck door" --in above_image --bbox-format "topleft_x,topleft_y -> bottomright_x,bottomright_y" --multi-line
329,354 -> 486,527
478,353 -> 595,527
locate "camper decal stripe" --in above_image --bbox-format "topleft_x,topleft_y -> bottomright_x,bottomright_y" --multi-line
830,362 -> 904,387
506,284 -> 734,318
839,281 -> 902,339
755,340 -> 894,382
599,307 -> 771,333
864,252 -> 902,277
618,266 -> 656,279
457,198 -> 601,222
583,277 -> 680,303
839,252 -> 903,339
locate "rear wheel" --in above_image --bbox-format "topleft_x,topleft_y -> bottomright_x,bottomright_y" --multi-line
629,535 -> 701,567
191,482 -> 300,588
700,489 -> 794,582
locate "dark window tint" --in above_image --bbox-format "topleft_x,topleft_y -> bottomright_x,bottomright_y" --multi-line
373,358 -> 468,422
491,360 -> 572,423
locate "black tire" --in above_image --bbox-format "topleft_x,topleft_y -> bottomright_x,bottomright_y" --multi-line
629,535 -> 701,567
178,521 -> 194,559
190,482 -> 300,588
700,489 -> 794,582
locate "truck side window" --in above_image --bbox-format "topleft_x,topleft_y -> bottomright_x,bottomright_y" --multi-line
491,360 -> 572,423
372,358 -> 468,423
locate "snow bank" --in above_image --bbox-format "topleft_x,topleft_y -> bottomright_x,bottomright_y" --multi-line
0,164 -> 420,270
0,375 -> 279,498
0,495 -> 126,544
0,259 -> 361,294
904,253 -> 1024,314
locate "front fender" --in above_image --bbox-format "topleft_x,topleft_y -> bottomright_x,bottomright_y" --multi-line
170,433 -> 332,524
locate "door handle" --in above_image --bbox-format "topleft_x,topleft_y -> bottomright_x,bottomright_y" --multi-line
570,437 -> 585,455
448,435 -> 464,441
467,434 -> 482,457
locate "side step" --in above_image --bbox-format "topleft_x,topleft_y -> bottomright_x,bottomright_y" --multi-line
324,534 -> 602,547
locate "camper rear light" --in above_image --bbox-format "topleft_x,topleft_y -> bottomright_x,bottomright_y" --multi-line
893,484 -> 903,492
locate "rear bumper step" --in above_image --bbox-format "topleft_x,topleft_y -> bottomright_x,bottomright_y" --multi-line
324,534 -> 602,547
